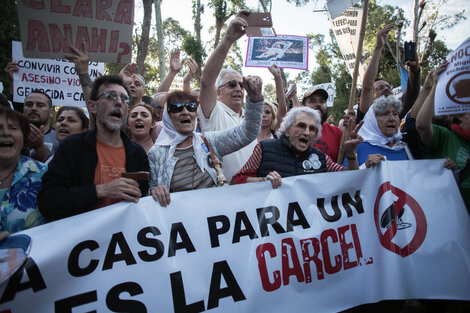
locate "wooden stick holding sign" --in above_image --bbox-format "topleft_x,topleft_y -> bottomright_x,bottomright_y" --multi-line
337,0 -> 369,165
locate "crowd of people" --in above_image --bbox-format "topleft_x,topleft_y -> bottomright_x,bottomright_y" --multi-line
0,9 -> 469,309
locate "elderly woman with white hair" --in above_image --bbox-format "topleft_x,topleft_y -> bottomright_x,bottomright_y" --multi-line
347,95 -> 414,168
231,107 -> 362,188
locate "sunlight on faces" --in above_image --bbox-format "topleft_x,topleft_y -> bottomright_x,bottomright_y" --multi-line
129,74 -> 145,102
376,105 -> 400,138
216,72 -> 244,111
0,115 -> 24,163
55,110 -> 87,142
304,93 -> 327,123
128,105 -> 154,139
23,93 -> 52,127
286,113 -> 318,153
262,104 -> 273,128
94,84 -> 129,132
374,80 -> 393,99
168,102 -> 197,136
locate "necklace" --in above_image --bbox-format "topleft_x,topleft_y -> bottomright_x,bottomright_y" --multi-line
0,166 -> 16,188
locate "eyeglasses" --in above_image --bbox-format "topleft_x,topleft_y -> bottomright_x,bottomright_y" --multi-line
218,80 -> 244,89
97,90 -> 131,105
375,84 -> 393,92
168,101 -> 198,113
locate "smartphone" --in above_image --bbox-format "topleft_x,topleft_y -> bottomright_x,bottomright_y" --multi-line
286,82 -> 296,96
404,41 -> 416,62
244,13 -> 272,27
121,171 -> 149,181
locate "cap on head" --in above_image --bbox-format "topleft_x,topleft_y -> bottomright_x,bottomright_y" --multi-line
301,87 -> 328,105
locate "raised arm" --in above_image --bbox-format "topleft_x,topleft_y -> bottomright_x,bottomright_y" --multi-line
157,49 -> 184,92
408,70 -> 435,118
268,65 -> 286,129
400,60 -> 421,119
65,42 -> 94,126
287,80 -> 301,107
199,10 -> 249,119
360,24 -> 394,114
416,60 -> 449,147
183,58 -> 198,93
208,75 -> 263,156
4,62 -> 18,97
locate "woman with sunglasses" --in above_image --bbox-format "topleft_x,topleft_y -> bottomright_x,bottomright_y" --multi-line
148,77 -> 263,207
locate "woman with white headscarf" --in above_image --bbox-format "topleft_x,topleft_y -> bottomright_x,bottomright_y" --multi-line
148,77 -> 263,207
346,95 -> 414,167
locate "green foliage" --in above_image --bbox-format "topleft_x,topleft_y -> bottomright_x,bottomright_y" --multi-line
182,36 -> 206,65
0,0 -> 21,98
263,83 -> 276,103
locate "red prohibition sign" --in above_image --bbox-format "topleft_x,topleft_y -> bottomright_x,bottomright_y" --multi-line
374,182 -> 427,257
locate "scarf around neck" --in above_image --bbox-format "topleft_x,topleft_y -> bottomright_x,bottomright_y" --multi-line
155,106 -> 206,172
358,105 -> 405,151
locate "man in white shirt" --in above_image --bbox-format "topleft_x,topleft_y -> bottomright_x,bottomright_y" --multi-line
199,10 -> 263,182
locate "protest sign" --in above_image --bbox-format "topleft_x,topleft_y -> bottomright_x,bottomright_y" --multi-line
11,41 -> 104,107
16,0 -> 134,63
0,160 -> 469,313
435,36 -> 470,115
312,82 -> 336,107
330,8 -> 365,85
327,0 -> 361,20
245,35 -> 308,70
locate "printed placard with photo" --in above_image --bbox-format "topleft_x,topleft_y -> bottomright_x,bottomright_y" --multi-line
245,35 -> 308,70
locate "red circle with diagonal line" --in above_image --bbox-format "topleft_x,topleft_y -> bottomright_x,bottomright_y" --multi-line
374,182 -> 427,257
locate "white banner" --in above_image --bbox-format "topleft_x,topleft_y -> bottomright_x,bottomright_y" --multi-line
312,82 -> 336,107
435,36 -> 470,115
0,160 -> 469,313
330,8 -> 365,85
12,41 -> 104,107
16,0 -> 134,63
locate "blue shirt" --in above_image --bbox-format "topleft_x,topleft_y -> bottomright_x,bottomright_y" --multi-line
1,155 -> 47,233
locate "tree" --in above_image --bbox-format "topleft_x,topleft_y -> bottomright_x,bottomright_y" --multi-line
154,0 -> 166,80
0,0 -> 21,99
208,0 -> 246,48
135,0 -> 153,76
191,0 -> 205,81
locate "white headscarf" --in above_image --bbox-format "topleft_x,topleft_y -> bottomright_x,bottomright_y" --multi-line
155,105 -> 206,171
358,104 -> 405,151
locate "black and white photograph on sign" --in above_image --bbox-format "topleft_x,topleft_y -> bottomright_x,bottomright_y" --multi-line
245,35 -> 308,70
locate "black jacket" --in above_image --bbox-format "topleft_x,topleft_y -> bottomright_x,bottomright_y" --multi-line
257,135 -> 326,178
38,129 -> 149,221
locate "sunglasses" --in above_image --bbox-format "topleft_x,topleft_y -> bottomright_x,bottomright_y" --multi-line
168,101 -> 198,113
218,80 -> 244,89
375,84 -> 393,92
97,90 -> 131,105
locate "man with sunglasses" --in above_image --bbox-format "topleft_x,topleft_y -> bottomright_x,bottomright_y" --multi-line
199,10 -> 263,182
38,76 -> 149,221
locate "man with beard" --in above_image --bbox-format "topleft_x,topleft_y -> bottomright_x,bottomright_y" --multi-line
199,10 -> 263,182
38,76 -> 149,221
301,87 -> 344,162
22,90 -> 59,162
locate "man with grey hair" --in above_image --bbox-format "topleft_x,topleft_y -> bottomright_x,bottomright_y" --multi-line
231,107 -> 362,188
199,10 -> 263,182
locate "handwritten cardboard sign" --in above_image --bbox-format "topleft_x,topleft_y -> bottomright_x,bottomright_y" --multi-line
12,41 -> 104,107
16,0 -> 134,63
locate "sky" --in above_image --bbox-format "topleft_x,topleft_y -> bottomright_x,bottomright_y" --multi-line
136,0 -> 470,87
